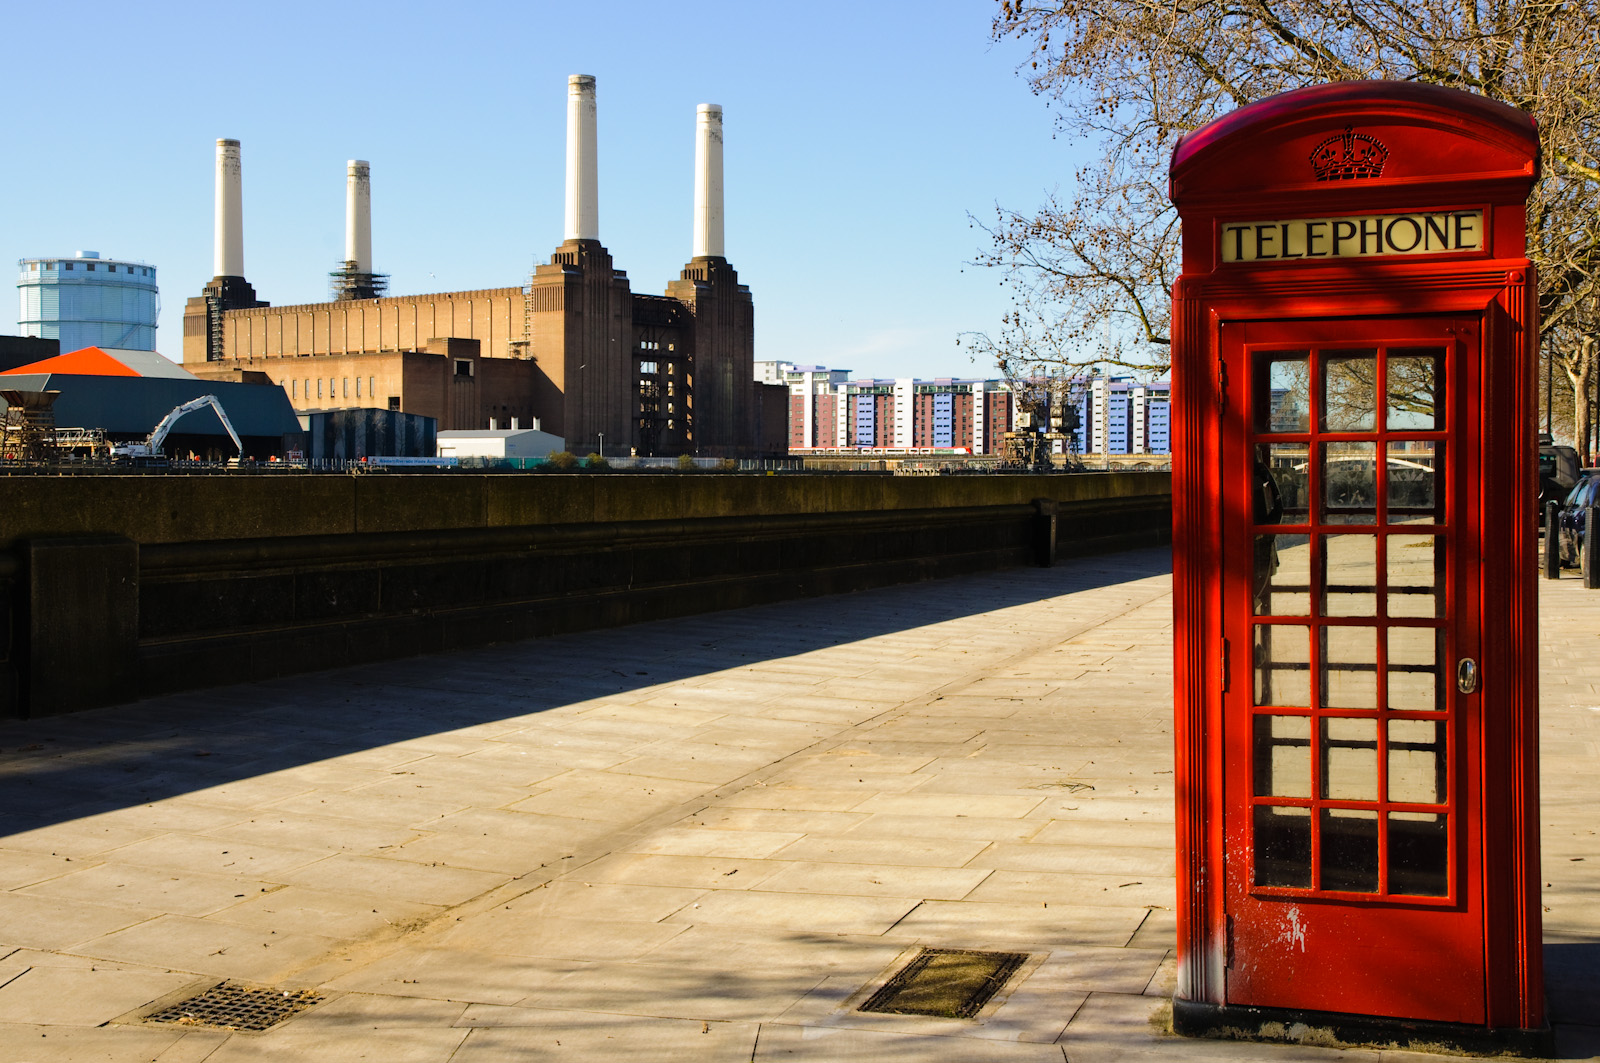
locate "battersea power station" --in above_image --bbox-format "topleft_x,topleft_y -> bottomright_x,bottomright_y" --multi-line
183,76 -> 780,457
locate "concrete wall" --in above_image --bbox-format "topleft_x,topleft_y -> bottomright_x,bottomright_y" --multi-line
0,472 -> 1170,718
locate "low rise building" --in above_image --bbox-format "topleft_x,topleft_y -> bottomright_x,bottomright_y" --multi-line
757,361 -> 1171,456
436,428 -> 565,460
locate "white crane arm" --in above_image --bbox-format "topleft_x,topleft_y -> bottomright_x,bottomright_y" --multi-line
146,395 -> 243,455
208,399 -> 245,455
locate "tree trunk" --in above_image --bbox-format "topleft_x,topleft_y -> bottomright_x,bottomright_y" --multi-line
1565,336 -> 1598,464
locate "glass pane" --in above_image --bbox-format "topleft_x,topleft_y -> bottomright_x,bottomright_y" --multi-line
1322,441 -> 1378,524
1322,350 -> 1378,431
1386,348 -> 1443,430
1255,805 -> 1312,887
1321,626 -> 1378,708
1388,627 -> 1442,711
1388,719 -> 1446,804
1388,442 -> 1441,524
1255,534 -> 1311,615
1387,534 -> 1440,618
1321,717 -> 1378,800
1254,625 -> 1310,707
1388,813 -> 1448,896
1255,350 -> 1310,433
1254,715 -> 1312,797
1322,534 -> 1377,616
1257,444 -> 1309,523
1321,809 -> 1380,892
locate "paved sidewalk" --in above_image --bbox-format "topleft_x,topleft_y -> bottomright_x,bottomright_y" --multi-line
0,548 -> 1594,1062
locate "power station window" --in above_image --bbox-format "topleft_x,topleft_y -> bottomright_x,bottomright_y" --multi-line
454,360 -> 473,377
388,397 -> 400,411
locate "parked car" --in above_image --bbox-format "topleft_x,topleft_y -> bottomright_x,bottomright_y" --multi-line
1539,441 -> 1581,519
1557,470 -> 1600,567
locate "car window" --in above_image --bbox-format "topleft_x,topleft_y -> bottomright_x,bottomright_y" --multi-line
1566,481 -> 1591,507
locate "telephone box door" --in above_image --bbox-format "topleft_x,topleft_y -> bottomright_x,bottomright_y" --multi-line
1220,314 -> 1485,1022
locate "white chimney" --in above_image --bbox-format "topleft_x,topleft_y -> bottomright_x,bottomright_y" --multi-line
346,160 -> 372,272
565,75 -> 599,242
693,104 -> 724,259
214,138 -> 244,278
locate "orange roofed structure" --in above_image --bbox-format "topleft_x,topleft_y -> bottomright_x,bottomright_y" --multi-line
0,346 -> 195,380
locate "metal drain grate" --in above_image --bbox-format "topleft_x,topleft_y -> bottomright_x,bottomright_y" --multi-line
858,948 -> 1029,1019
145,982 -> 323,1031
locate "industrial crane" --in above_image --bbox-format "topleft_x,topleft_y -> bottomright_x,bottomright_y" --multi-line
112,395 -> 244,460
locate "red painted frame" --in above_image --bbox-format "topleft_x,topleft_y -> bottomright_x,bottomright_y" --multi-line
1168,82 -> 1542,1034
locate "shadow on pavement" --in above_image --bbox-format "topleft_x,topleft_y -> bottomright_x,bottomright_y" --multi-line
0,547 -> 1174,838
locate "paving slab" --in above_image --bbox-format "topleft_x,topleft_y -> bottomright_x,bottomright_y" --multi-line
73,914 -> 342,982
567,850 -> 797,890
770,834 -> 991,868
753,1022 -> 1071,1060
197,1026 -> 470,1063
432,911 -> 688,960
202,884 -> 440,940
885,898 -> 1151,949
0,965 -> 195,1027
449,1014 -> 760,1061
271,853 -> 508,906
663,888 -> 922,936
0,891 -> 159,951
323,947 -> 589,1005
19,862 -> 278,918
0,1022 -> 191,1063
754,860 -> 991,900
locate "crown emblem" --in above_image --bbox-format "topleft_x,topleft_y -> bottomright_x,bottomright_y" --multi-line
1309,125 -> 1389,180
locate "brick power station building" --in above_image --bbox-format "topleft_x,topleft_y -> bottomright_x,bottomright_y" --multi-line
184,77 -> 785,458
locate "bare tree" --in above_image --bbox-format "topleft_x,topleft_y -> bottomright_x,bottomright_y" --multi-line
973,0 -> 1600,454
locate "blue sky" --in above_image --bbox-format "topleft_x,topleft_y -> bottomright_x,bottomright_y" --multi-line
4,1 -> 1085,380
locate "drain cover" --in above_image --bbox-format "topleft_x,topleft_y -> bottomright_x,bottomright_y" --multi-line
858,948 -> 1028,1019
145,982 -> 322,1031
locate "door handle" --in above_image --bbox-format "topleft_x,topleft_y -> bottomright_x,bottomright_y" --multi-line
1457,658 -> 1479,694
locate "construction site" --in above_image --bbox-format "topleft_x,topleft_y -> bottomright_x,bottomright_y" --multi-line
0,345 -> 301,466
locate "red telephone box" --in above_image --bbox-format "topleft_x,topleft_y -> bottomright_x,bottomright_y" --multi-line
1168,83 -> 1547,1054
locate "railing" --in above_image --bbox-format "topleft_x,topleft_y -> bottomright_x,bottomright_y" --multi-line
0,453 -> 1171,476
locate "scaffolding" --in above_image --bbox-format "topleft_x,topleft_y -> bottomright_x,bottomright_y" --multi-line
1,388 -> 60,463
205,294 -> 225,362
329,261 -> 390,301
55,427 -> 107,453
510,273 -> 536,359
